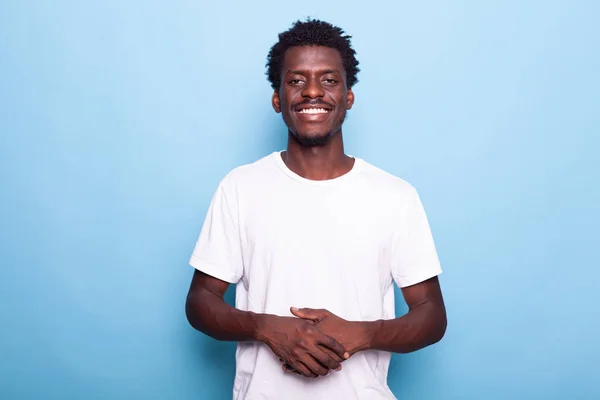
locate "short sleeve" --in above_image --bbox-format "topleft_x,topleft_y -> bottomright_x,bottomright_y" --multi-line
189,181 -> 243,284
391,186 -> 442,288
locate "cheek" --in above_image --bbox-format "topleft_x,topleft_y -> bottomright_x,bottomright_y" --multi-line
336,95 -> 348,111
279,89 -> 295,105
334,91 -> 347,105
280,99 -> 294,114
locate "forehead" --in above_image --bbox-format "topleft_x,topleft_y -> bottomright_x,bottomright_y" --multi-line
282,45 -> 344,73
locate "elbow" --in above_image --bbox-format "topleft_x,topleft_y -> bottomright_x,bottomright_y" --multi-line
431,308 -> 447,345
184,296 -> 194,327
185,291 -> 205,331
420,300 -> 447,347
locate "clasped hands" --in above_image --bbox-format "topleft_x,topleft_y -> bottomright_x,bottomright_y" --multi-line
257,307 -> 367,378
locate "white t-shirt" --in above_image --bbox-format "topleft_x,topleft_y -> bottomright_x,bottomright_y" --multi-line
189,151 -> 442,400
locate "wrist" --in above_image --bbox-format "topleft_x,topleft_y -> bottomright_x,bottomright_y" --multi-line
347,321 -> 374,353
252,312 -> 274,343
349,320 -> 381,353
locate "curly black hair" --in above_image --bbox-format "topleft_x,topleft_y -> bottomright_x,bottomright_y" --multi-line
266,18 -> 360,90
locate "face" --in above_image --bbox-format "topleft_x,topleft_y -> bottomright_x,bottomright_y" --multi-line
272,46 -> 355,147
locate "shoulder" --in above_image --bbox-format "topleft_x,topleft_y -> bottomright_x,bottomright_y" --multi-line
215,152 -> 277,194
356,158 -> 419,200
355,159 -> 431,223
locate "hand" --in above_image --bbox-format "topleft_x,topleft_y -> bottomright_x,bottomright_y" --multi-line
290,307 -> 368,359
256,314 -> 349,378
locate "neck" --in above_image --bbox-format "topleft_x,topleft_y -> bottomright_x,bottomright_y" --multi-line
282,130 -> 355,181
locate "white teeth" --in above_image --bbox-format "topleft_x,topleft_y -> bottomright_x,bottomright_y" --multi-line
298,108 -> 328,114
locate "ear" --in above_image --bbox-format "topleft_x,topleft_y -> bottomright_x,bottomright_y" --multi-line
346,88 -> 355,110
272,90 -> 281,113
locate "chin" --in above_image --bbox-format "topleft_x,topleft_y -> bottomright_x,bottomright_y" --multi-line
291,130 -> 333,147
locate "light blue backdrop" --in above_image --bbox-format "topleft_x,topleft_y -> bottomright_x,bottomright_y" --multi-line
1,1 -> 598,399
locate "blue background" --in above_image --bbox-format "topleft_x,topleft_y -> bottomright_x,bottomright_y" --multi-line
1,1 -> 599,399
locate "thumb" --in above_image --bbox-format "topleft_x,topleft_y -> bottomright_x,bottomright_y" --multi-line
290,307 -> 328,321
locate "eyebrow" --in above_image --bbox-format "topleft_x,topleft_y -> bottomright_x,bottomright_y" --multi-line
286,69 -> 341,75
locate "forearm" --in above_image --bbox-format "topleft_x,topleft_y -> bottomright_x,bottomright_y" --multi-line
360,302 -> 447,354
185,288 -> 263,342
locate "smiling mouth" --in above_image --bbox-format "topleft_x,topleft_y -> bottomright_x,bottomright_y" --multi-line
296,108 -> 330,114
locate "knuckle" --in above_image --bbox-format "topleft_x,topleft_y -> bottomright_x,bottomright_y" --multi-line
298,339 -> 309,349
320,353 -> 332,362
288,362 -> 299,371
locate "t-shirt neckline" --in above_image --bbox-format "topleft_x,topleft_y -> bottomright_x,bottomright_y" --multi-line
271,150 -> 363,186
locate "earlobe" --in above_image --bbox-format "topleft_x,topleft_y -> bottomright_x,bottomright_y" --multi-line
272,90 -> 281,113
347,88 -> 355,110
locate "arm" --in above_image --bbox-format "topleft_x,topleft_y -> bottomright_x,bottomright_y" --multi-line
185,269 -> 349,377
185,269 -> 260,342
362,186 -> 447,353
360,276 -> 446,353
291,276 -> 446,355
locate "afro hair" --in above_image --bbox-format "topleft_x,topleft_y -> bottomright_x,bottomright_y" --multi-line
266,18 -> 360,90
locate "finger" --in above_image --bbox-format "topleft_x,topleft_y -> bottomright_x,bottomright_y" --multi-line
309,347 -> 342,371
318,346 -> 344,370
316,333 -> 350,360
299,355 -> 329,377
282,363 -> 301,375
283,367 -> 301,376
289,360 -> 318,378
317,345 -> 344,362
280,359 -> 300,374
290,307 -> 326,322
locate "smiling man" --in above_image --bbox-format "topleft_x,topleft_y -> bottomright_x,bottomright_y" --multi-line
185,19 -> 447,400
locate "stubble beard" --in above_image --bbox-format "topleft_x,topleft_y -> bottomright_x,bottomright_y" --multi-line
289,130 -> 333,147
288,113 -> 347,148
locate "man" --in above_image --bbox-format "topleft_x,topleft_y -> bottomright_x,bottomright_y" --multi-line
185,18 -> 447,400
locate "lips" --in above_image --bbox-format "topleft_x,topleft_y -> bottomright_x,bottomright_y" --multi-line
294,102 -> 334,120
296,107 -> 330,114
294,107 -> 332,122
294,100 -> 334,112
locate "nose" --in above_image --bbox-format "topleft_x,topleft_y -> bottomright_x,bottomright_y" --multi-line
301,78 -> 325,99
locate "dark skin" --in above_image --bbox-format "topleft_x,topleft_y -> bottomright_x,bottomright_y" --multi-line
186,45 -> 447,378
271,46 -> 355,181
186,270 -> 349,378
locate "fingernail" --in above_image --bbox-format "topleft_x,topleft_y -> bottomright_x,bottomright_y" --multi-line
344,352 -> 350,359
291,307 -> 298,312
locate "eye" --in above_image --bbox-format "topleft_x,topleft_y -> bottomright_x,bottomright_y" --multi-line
288,79 -> 304,85
323,78 -> 338,85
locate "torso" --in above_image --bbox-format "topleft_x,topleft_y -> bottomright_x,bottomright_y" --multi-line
227,151 -> 416,400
